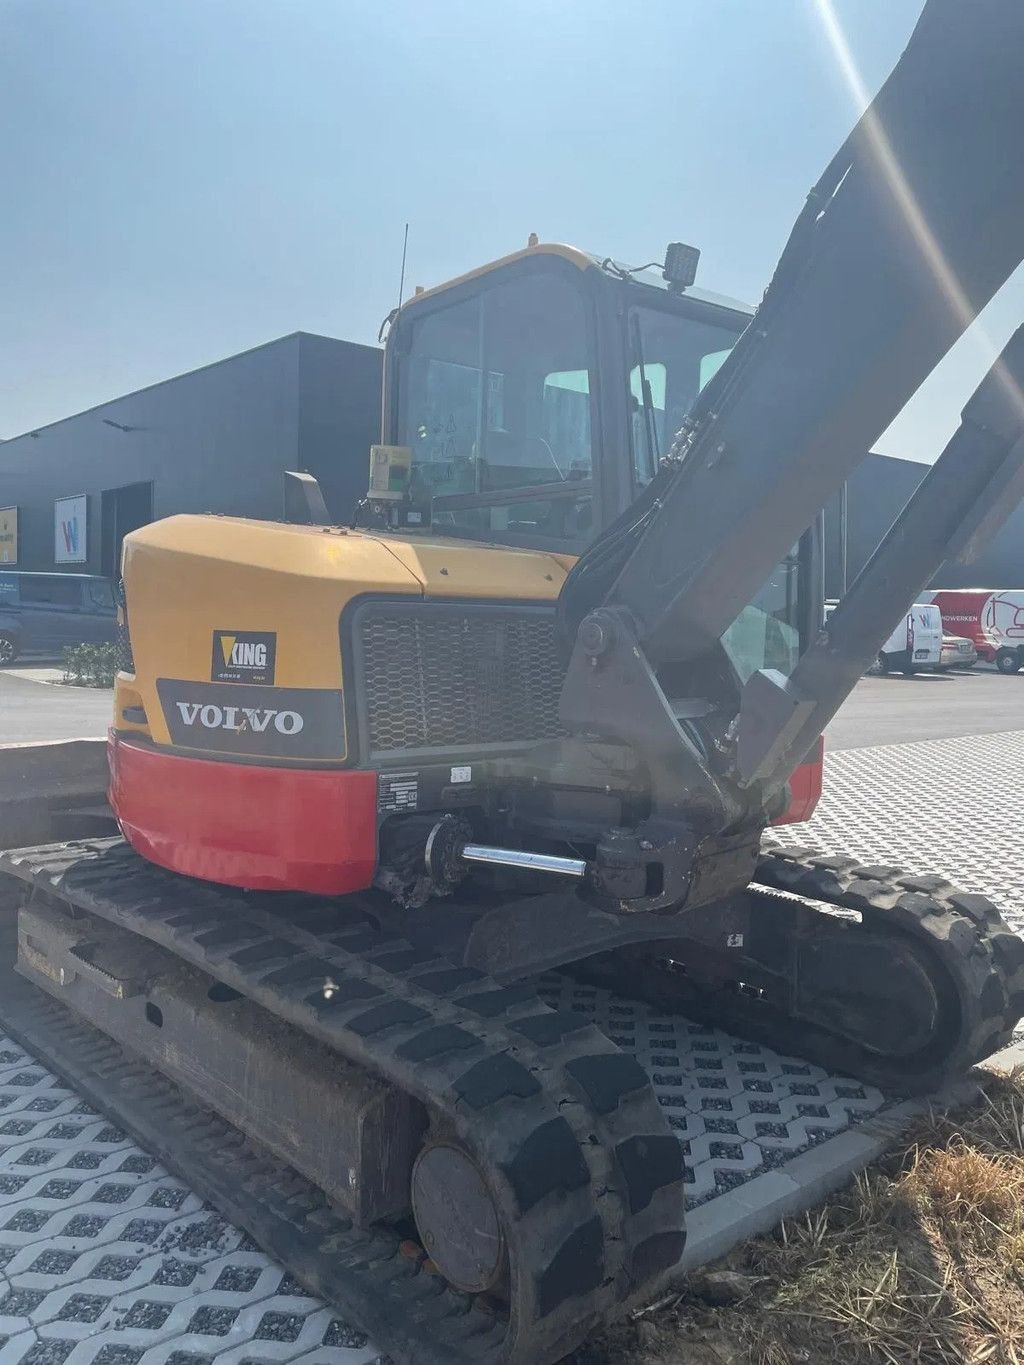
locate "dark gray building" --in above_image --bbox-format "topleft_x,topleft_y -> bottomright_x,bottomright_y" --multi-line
1,332 -> 382,576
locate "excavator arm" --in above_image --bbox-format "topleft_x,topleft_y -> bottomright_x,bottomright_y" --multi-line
558,0 -> 1024,903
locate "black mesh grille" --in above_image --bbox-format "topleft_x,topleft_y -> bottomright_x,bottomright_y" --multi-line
115,580 -> 135,674
357,604 -> 565,755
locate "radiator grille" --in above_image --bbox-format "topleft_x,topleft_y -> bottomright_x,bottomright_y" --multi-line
115,580 -> 135,674
357,605 -> 565,755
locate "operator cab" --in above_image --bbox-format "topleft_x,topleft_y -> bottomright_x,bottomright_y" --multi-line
371,241 -> 816,686
376,241 -> 749,549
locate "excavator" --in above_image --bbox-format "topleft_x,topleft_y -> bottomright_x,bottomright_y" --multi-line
3,2 -> 1024,1362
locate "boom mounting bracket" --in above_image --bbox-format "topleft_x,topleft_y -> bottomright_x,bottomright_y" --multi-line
559,605 -> 761,913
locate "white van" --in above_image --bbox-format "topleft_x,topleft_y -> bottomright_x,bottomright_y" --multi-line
877,603 -> 943,674
823,600 -> 943,675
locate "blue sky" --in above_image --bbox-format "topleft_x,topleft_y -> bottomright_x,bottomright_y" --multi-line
3,0 -> 1022,460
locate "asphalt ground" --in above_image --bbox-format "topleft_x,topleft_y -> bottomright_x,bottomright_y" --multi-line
0,670 -> 113,744
3,661 -> 1022,750
824,666 -> 1024,750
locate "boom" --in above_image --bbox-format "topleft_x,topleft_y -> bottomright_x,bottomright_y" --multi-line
560,0 -> 1024,813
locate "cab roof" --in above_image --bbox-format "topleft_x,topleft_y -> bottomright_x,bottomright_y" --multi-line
404,241 -> 754,318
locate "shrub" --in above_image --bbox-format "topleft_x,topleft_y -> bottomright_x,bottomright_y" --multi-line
63,642 -> 118,688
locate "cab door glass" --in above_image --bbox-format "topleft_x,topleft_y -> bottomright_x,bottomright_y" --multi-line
700,349 -> 731,389
629,361 -> 667,484
628,306 -> 740,487
721,550 -> 802,682
397,269 -> 595,540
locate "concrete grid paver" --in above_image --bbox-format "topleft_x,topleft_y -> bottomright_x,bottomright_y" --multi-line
801,728 -> 1024,934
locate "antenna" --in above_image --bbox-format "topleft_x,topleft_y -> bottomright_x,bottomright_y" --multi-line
396,223 -> 410,313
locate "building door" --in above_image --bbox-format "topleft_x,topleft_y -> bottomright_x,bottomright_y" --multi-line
101,482 -> 153,579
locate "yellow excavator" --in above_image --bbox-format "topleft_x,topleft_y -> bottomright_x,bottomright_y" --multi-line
4,3 -> 1024,1363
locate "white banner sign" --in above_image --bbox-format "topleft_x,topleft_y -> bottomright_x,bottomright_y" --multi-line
0,507 -> 17,565
54,494 -> 87,564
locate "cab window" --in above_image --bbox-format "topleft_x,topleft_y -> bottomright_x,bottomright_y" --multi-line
629,306 -> 741,485
720,549 -> 802,682
396,270 -> 594,542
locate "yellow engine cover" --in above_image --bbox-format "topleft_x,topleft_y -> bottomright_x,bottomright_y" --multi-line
115,514 -> 572,764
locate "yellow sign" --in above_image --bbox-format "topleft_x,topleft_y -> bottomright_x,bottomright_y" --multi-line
0,507 -> 17,565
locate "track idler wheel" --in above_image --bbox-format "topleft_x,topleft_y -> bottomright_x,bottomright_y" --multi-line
751,849 -> 1024,1090
411,1141 -> 507,1295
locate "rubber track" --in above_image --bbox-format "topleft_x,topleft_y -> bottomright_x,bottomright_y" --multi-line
0,838 -> 686,1365
754,845 -> 1024,1090
577,846 -> 1024,1095
0,920 -> 507,1365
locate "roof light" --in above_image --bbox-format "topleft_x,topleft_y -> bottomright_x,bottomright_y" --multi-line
663,242 -> 700,292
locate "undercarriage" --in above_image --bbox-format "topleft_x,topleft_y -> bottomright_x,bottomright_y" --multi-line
0,829 -> 1021,1365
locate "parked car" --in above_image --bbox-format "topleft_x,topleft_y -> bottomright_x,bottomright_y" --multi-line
936,634 -> 978,671
924,588 -> 1024,673
0,571 -> 117,664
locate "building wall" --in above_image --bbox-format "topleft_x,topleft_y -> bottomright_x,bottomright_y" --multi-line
297,333 -> 382,521
0,333 -> 381,574
933,500 -> 1024,589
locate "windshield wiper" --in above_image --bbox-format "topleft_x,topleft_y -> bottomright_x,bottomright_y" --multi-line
630,313 -> 660,479
431,478 -> 592,514
426,478 -> 592,540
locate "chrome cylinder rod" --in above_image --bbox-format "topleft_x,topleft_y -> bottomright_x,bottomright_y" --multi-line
459,844 -> 587,878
